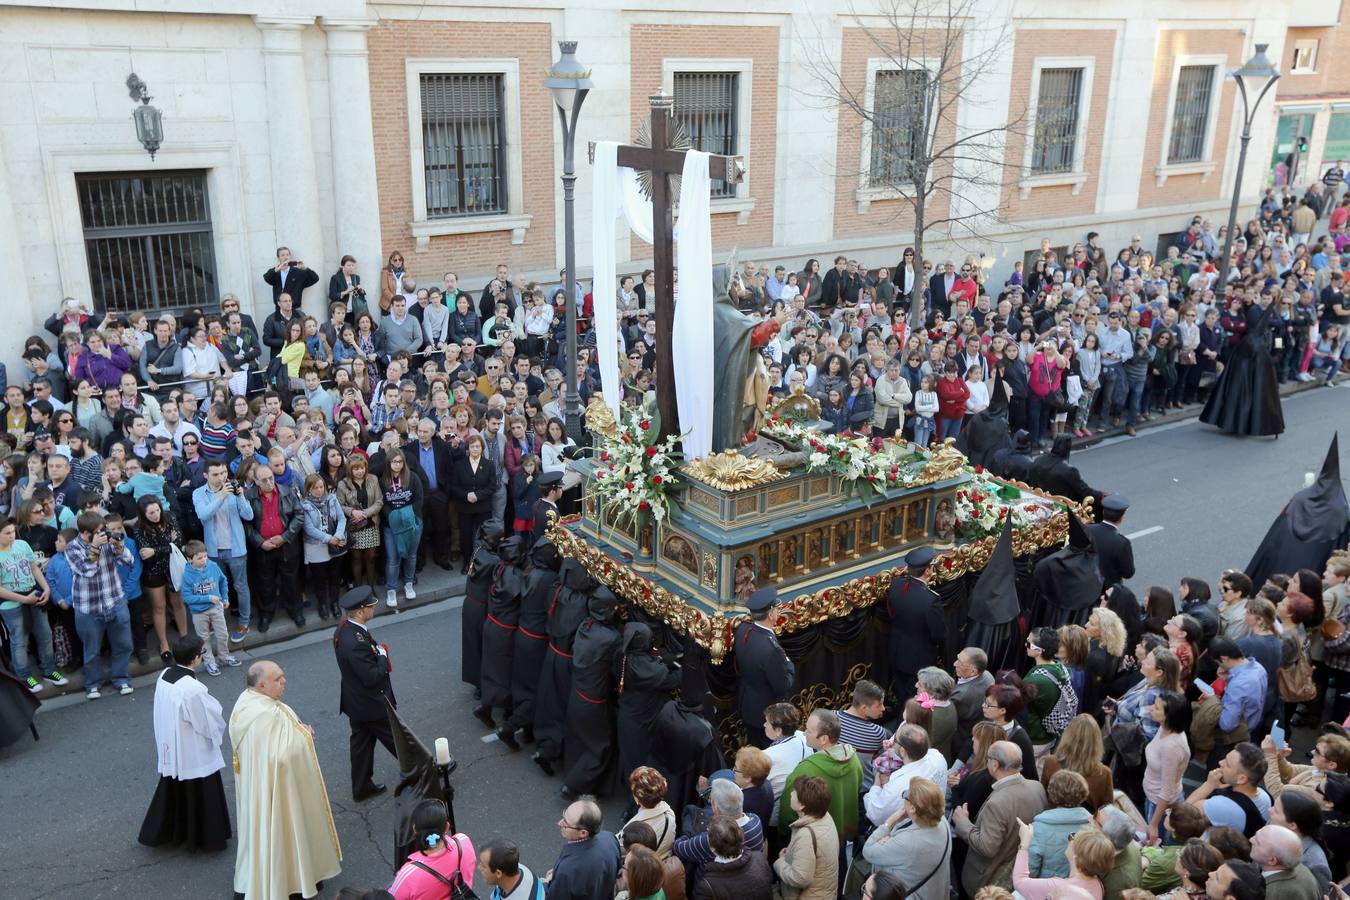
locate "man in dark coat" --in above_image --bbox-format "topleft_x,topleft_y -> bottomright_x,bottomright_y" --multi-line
497,540 -> 562,750
402,419 -> 454,570
562,588 -> 623,798
533,560 -> 596,776
262,248 -> 320,314
733,587 -> 796,749
475,536 -> 525,730
885,547 -> 945,702
332,587 -> 398,802
1087,494 -> 1135,588
531,470 -> 564,547
547,798 -> 622,900
462,523 -> 503,695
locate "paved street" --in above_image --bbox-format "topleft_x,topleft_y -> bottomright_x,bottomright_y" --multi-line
0,599 -> 627,900
2,383 -> 1348,899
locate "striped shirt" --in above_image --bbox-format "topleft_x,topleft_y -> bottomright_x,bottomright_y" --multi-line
837,708 -> 889,790
198,421 -> 236,459
673,812 -> 764,866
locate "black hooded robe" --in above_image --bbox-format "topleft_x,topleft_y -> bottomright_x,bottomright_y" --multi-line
533,560 -> 595,764
503,542 -> 562,735
649,691 -> 727,815
964,516 -> 1024,673
1246,434 -> 1349,588
562,600 -> 623,795
956,372 -> 1012,469
991,430 -> 1034,482
1200,304 -> 1285,437
0,656 -> 39,748
461,534 -> 501,690
1031,511 -> 1103,628
614,624 -> 682,784
480,544 -> 526,711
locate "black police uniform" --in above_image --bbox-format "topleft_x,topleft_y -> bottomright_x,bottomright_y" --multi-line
332,588 -> 398,800
885,550 -> 945,701
734,588 -> 795,748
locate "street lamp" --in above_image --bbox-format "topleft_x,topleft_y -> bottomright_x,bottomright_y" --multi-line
545,41 -> 592,442
1216,43 -> 1280,292
126,73 -> 163,161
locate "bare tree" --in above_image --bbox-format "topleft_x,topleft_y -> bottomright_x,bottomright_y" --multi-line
804,0 -> 1026,327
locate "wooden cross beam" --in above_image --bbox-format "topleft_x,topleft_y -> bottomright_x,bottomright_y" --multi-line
590,93 -> 744,443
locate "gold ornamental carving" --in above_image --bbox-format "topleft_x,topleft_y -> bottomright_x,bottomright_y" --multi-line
914,438 -> 966,485
583,395 -> 618,439
767,385 -> 821,423
701,552 -> 718,589
682,449 -> 789,492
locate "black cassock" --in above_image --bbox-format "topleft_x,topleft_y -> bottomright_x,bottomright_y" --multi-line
503,542 -> 561,735
462,530 -> 502,690
1246,434 -> 1349,588
480,543 -> 526,711
1200,304 -> 1285,437
1032,511 -> 1102,629
649,695 -> 726,814
614,623 -> 681,784
0,655 -> 39,748
563,596 -> 622,795
534,561 -> 595,764
733,621 -> 795,748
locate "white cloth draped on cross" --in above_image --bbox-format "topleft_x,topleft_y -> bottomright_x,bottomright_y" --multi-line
591,141 -> 715,459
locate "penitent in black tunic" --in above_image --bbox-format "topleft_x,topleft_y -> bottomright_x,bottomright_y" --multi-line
461,539 -> 500,690
480,554 -> 526,710
562,613 -> 622,794
533,561 -> 595,762
613,624 -> 681,785
504,543 -> 561,733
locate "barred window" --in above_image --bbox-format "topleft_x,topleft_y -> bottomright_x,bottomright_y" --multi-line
869,69 -> 929,187
1030,68 -> 1083,175
1168,65 -> 1216,164
77,170 -> 217,313
420,73 -> 507,218
673,72 -> 738,198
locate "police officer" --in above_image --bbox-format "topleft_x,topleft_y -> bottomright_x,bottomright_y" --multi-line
734,587 -> 795,748
333,586 -> 398,802
886,547 -> 945,702
531,470 -> 564,547
1087,495 -> 1135,588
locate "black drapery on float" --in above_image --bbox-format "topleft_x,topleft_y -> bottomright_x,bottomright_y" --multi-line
1032,510 -> 1102,628
965,515 -> 1024,674
1247,433 -> 1350,588
1200,304 -> 1285,437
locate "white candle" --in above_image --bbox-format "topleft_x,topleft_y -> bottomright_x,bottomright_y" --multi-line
435,737 -> 451,766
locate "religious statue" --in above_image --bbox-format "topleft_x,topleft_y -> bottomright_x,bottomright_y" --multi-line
711,262 -> 784,453
733,555 -> 756,602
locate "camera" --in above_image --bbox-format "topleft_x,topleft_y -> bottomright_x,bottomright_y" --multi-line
288,260 -> 301,268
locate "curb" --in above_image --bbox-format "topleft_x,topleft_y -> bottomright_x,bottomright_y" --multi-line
33,572 -> 468,701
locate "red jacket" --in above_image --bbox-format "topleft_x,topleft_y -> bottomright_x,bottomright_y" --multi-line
935,375 -> 970,420
1028,353 -> 1063,398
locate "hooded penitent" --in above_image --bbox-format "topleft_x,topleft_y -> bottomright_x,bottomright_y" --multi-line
532,560 -> 598,763
1032,510 -> 1102,628
965,513 -> 1023,672
562,587 -> 624,794
501,541 -> 563,735
387,698 -> 450,866
1247,433 -> 1349,588
461,522 -> 505,690
956,370 -> 1012,469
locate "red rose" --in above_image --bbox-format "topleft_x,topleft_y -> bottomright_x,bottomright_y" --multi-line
942,557 -> 954,569
625,482 -> 634,490
651,475 -> 663,485
622,434 -> 631,443
974,464 -> 984,474
600,451 -> 609,461
639,421 -> 650,430
646,446 -> 657,458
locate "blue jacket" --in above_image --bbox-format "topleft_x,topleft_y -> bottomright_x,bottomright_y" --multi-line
180,560 -> 229,615
114,534 -> 143,601
300,493 -> 347,549
45,552 -> 73,607
192,484 -> 254,560
1219,658 -> 1268,734
1028,805 -> 1092,878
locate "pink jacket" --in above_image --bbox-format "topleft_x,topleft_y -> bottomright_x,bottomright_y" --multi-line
1012,849 -> 1102,900
390,833 -> 476,900
1028,353 -> 1063,399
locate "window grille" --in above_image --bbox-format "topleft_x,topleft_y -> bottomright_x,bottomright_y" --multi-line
869,69 -> 929,187
1168,65 -> 1215,164
420,73 -> 507,218
1030,68 -> 1083,174
674,72 -> 739,198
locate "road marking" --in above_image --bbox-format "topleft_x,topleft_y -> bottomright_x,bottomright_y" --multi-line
1125,526 -> 1164,540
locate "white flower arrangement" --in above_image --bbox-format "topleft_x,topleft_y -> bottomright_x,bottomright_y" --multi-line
590,406 -> 681,527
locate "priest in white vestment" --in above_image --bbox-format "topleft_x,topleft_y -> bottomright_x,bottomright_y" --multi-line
230,659 -> 342,899
138,633 -> 232,851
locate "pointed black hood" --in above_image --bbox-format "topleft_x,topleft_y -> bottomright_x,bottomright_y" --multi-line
968,514 -> 1021,625
1287,434 -> 1349,542
986,369 -> 1008,414
1066,509 -> 1092,549
530,540 -> 561,570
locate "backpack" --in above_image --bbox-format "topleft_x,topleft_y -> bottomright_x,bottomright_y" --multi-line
1036,663 -> 1079,735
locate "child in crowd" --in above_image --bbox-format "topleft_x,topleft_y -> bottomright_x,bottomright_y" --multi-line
912,374 -> 938,448
512,453 -> 541,535
116,452 -> 168,505
179,539 -> 238,676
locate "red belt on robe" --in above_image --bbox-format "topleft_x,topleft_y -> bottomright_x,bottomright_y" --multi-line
548,642 -> 573,658
487,614 -> 517,630
573,689 -> 608,704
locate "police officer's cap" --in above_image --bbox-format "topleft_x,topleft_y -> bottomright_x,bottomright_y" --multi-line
340,585 -> 377,610
904,546 -> 937,569
746,586 -> 778,613
539,471 -> 564,488
1102,495 -> 1130,513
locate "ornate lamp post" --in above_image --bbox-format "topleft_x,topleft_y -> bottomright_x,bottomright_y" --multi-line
126,73 -> 163,161
545,41 -> 592,441
1216,44 -> 1280,292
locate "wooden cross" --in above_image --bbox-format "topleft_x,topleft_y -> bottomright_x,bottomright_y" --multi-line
591,93 -> 743,442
